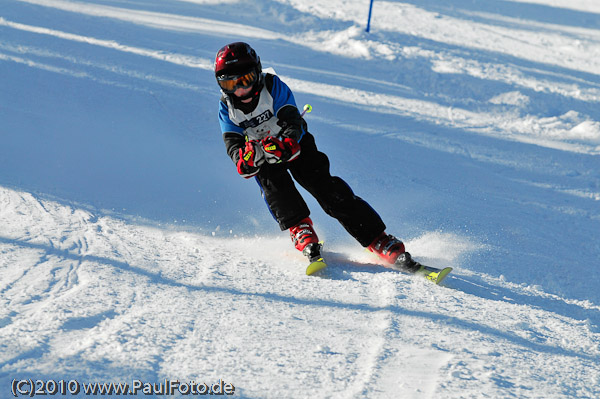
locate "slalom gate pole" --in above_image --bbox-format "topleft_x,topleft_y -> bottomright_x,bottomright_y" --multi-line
366,0 -> 374,32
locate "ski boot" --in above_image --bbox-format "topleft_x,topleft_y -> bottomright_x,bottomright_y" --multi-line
290,218 -> 326,275
368,232 -> 422,273
290,217 -> 319,251
302,242 -> 323,263
394,251 -> 423,273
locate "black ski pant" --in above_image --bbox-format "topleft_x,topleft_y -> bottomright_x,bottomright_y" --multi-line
255,132 -> 385,247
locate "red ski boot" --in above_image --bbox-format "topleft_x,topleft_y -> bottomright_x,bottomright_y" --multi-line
368,232 -> 405,263
290,217 -> 326,275
368,232 -> 421,272
289,217 -> 321,261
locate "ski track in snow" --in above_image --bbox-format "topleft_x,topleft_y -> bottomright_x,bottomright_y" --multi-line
2,0 -> 600,397
1,188 -> 599,398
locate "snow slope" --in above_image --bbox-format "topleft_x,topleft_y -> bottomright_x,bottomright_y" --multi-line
1,0 -> 599,397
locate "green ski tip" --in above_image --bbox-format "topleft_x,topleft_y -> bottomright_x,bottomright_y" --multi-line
306,258 -> 327,275
417,266 -> 453,284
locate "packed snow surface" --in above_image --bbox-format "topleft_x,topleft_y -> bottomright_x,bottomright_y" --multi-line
1,0 -> 599,398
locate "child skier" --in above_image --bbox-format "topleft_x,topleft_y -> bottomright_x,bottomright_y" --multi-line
214,42 -> 419,272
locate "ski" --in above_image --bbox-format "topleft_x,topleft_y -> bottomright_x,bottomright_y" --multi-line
302,242 -> 450,281
386,252 -> 453,284
304,242 -> 327,276
306,258 -> 327,275
413,265 -> 453,285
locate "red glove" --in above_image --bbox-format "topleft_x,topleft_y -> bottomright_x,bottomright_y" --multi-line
262,136 -> 301,164
236,140 -> 264,178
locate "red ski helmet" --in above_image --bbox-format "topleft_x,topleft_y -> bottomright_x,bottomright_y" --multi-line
214,42 -> 262,93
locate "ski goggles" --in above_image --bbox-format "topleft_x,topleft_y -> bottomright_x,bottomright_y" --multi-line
217,70 -> 258,93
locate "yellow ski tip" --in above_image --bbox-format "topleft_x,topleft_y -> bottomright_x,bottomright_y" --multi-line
306,259 -> 327,275
426,267 -> 453,284
415,266 -> 453,284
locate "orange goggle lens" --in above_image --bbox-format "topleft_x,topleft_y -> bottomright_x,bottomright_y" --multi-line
217,70 -> 258,92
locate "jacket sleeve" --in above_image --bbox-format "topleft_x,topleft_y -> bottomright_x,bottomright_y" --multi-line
277,106 -> 306,142
219,98 -> 244,162
223,132 -> 245,164
269,74 -> 307,142
219,99 -> 261,178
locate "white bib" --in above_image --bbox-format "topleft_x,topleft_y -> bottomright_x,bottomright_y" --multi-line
226,83 -> 282,141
